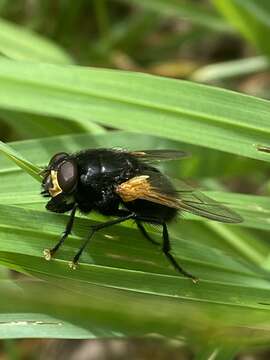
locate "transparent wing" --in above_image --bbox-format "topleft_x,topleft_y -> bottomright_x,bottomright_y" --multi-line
117,171 -> 242,224
130,149 -> 190,162
174,179 -> 242,223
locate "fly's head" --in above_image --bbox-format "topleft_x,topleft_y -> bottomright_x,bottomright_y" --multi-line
41,152 -> 78,213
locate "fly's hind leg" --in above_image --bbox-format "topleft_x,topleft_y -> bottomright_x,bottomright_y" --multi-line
134,215 -> 197,282
162,222 -> 198,283
136,221 -> 160,246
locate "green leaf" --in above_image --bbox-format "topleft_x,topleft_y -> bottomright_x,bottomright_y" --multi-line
0,17 -> 73,64
0,204 -> 269,343
0,140 -> 41,181
192,56 -> 270,82
4,131 -> 266,180
212,0 -> 270,57
93,0 -> 110,39
0,279 -> 122,339
90,11 -> 161,60
0,133 -> 270,344
0,307 -> 95,339
0,110 -> 106,139
207,191 -> 270,232
0,0 -> 269,348
112,0 -> 231,32
0,98 -> 269,343
0,60 -> 270,161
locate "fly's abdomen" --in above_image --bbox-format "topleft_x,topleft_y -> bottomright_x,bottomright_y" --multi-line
124,199 -> 178,223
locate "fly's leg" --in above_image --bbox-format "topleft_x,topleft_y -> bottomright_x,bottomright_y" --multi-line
136,221 -> 160,245
69,212 -> 134,269
44,205 -> 77,261
66,209 -> 198,282
134,216 -> 198,283
162,222 -> 198,283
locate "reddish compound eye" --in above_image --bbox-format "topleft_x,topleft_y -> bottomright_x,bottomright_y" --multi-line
57,160 -> 78,193
49,152 -> 69,167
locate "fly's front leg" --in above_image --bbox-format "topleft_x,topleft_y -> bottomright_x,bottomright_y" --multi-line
44,205 -> 77,261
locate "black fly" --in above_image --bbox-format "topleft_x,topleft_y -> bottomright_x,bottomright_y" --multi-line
41,148 -> 242,282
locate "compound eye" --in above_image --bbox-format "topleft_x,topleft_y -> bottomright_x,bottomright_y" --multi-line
49,152 -> 69,167
43,174 -> 53,191
57,160 -> 78,193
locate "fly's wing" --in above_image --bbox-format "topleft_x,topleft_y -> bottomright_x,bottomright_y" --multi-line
174,179 -> 243,223
115,170 -> 180,209
116,171 -> 242,224
129,149 -> 190,162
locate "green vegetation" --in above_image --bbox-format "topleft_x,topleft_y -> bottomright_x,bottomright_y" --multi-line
0,1 -> 270,358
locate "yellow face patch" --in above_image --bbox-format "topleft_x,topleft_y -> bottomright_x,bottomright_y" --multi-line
48,170 -> 63,197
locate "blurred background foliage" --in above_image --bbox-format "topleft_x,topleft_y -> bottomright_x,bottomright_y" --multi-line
0,0 -> 270,359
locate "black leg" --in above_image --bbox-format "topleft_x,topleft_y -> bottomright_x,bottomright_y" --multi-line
161,223 -> 198,283
63,209 -> 197,282
44,205 -> 77,261
133,215 -> 197,282
136,221 -> 160,246
70,212 -> 135,269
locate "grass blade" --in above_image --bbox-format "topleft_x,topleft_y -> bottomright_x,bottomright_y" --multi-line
212,0 -> 270,56
0,60 -> 269,161
192,56 -> 270,82
0,18 -> 73,64
0,140 -> 41,181
113,0 -> 231,32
